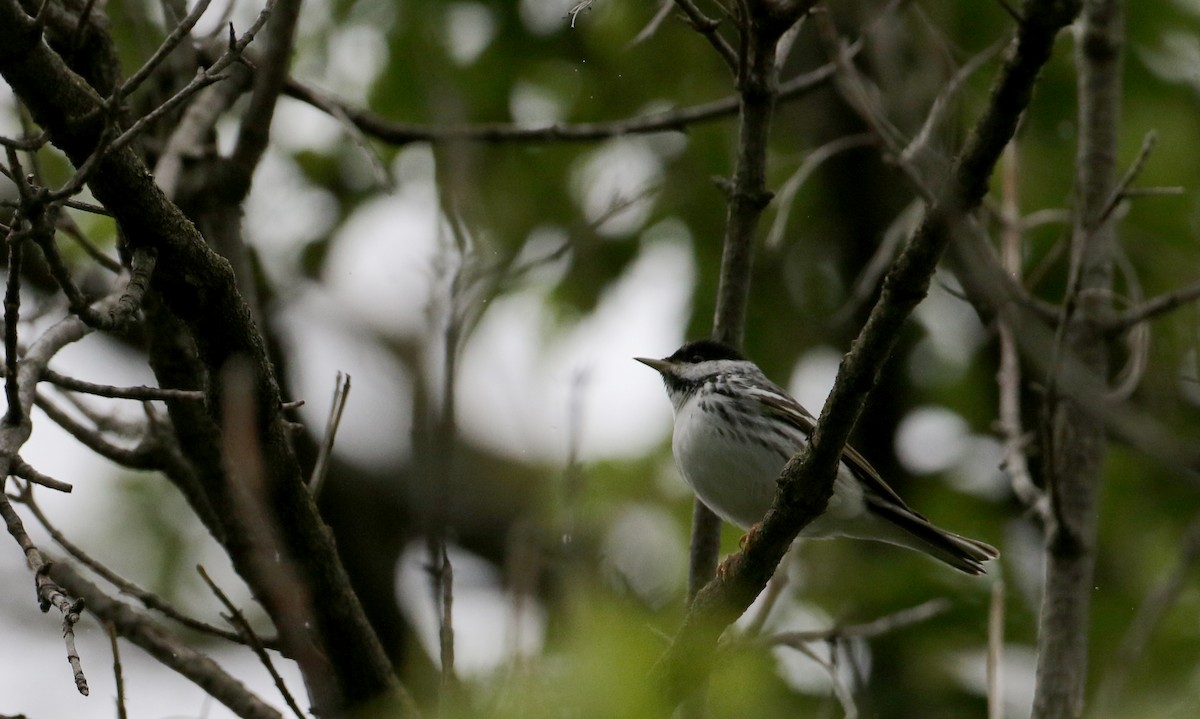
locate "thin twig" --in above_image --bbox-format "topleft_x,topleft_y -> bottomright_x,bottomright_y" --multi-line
901,35 -> 1010,165
43,368 -> 206,402
1097,130 -> 1156,225
309,371 -> 351,498
766,133 -> 874,249
816,9 -> 931,195
1106,249 -> 1149,401
1104,278 -> 1200,332
629,0 -> 674,47
761,598 -> 952,645
3,227 -> 22,424
438,544 -> 456,688
671,0 -> 738,72
196,566 -> 307,719
107,622 -> 128,719
48,561 -> 283,719
282,52 -> 851,147
11,457 -> 73,492
107,0 -> 280,156
119,0 -> 215,99
996,142 -> 1050,519
3,146 -> 30,425
17,489 -> 272,648
230,0 -> 302,187
0,130 -> 48,150
987,581 -> 1005,719
54,211 -> 122,272
740,551 -> 791,637
0,490 -> 88,695
34,395 -> 157,469
568,1 -> 595,28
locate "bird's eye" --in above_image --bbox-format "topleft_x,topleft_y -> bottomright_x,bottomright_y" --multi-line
689,354 -> 703,363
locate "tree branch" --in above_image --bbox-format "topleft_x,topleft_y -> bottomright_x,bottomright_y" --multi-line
1033,0 -> 1121,715
49,560 -> 283,719
688,0 -> 813,610
671,0 -> 739,72
282,53 -> 847,147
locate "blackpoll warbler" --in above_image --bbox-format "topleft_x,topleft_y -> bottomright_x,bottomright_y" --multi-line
636,339 -> 998,575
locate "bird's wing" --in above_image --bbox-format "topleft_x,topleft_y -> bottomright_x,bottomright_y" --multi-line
754,384 -> 921,517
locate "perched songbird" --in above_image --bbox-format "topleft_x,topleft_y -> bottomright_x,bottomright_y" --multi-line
636,339 -> 998,575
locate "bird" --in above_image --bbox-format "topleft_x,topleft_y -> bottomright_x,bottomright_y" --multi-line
635,339 -> 998,575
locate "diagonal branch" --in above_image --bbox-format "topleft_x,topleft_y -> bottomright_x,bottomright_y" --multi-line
672,0 -> 739,72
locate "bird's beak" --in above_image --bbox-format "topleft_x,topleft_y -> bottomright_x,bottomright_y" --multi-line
634,356 -> 671,373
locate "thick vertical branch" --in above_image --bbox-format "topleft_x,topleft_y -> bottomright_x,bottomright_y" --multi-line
1033,1 -> 1122,717
691,0 -> 810,603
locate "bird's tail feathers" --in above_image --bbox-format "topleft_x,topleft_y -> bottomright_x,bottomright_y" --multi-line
867,501 -> 999,575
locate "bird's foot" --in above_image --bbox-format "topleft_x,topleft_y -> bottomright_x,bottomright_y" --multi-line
738,522 -> 762,551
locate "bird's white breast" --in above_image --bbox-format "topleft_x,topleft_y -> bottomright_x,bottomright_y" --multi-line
671,391 -> 866,534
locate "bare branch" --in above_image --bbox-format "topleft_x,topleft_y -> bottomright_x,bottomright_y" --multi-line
54,210 -> 122,272
197,565 -> 307,719
3,146 -> 30,425
17,488 -> 269,648
766,133 -> 874,249
283,55 -> 846,147
996,143 -> 1050,520
43,368 -> 206,402
761,598 -> 952,645
1033,0 -> 1122,714
1104,278 -> 1200,332
229,0 -> 301,190
106,0 -> 280,156
0,488 -> 88,695
1097,130 -> 1156,225
3,222 -> 24,425
0,130 -> 47,151
901,35 -> 1010,165
10,457 -> 73,493
119,0 -> 214,99
34,394 -> 157,469
629,0 -> 674,47
107,622 -> 127,719
308,371 -> 350,498
671,0 -> 739,72
988,582 -> 1005,719
49,561 -> 283,719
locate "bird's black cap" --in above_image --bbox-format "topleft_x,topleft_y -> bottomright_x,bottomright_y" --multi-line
665,339 -> 747,364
